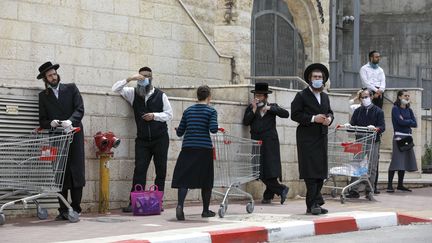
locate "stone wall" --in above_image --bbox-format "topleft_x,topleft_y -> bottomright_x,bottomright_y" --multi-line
0,0 -> 232,92
342,0 -> 432,78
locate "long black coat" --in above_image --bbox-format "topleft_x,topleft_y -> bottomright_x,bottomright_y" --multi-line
38,83 -> 85,189
291,88 -> 334,179
243,103 -> 289,180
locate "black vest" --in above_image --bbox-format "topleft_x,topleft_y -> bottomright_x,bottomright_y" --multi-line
133,88 -> 168,140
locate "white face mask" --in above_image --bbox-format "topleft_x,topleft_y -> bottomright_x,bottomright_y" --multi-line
401,99 -> 410,105
361,97 -> 372,106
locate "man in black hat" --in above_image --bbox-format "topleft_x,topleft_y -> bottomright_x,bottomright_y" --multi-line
243,82 -> 290,205
37,61 -> 85,220
291,63 -> 334,215
112,67 -> 173,212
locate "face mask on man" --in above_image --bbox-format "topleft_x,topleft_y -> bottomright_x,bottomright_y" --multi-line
137,78 -> 150,87
361,97 -> 372,106
401,99 -> 410,105
311,79 -> 323,89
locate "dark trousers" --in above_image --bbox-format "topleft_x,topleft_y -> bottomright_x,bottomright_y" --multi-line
262,177 -> 286,200
58,187 -> 83,214
131,133 -> 169,194
304,178 -> 324,210
372,92 -> 384,108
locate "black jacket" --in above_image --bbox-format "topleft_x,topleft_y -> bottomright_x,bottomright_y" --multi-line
38,83 -> 85,188
291,88 -> 334,179
243,103 -> 289,179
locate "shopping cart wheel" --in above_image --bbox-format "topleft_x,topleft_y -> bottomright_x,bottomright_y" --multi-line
0,213 -> 5,225
68,211 -> 80,223
366,192 -> 374,201
331,189 -> 337,198
37,207 -> 48,220
218,205 -> 226,218
246,202 -> 254,214
340,195 -> 345,204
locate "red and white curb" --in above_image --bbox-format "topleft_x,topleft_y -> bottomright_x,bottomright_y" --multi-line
60,212 -> 431,243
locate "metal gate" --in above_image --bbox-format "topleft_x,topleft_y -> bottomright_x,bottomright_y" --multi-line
251,0 -> 305,86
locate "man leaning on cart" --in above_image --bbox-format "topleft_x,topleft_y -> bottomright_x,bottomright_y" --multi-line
37,61 -> 85,220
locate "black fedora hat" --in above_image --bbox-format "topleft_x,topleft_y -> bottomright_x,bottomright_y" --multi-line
303,63 -> 329,83
251,82 -> 272,94
37,61 -> 60,79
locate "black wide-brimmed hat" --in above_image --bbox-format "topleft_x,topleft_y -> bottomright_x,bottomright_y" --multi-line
251,82 -> 272,94
303,63 -> 329,83
37,61 -> 60,79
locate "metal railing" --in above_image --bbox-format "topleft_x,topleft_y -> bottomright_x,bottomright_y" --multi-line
245,76 -> 309,90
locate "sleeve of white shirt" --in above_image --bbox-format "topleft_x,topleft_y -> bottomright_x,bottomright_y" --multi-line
380,69 -> 386,92
360,67 -> 377,92
153,93 -> 173,122
112,79 -> 135,105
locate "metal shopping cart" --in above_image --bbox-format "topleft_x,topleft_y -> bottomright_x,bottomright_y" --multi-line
323,125 -> 377,204
0,127 -> 80,225
211,128 -> 261,218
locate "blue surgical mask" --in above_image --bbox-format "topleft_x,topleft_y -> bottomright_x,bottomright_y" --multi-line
370,63 -> 378,69
311,79 -> 323,89
137,78 -> 149,87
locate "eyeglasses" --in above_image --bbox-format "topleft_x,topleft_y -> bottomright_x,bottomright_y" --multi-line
360,96 -> 370,99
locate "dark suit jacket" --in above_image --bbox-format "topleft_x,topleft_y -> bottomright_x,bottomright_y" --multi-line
243,103 -> 289,180
291,88 -> 334,179
38,83 -> 85,188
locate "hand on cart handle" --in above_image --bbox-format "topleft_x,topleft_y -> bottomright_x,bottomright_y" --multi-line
342,123 -> 351,128
367,125 -> 378,131
50,120 -> 61,128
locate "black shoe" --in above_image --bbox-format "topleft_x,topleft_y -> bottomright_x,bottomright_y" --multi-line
261,199 -> 272,204
201,210 -> 216,218
374,190 -> 380,194
311,206 -> 321,215
280,186 -> 289,205
319,207 -> 328,214
386,187 -> 395,193
55,212 -> 68,221
176,206 -> 185,221
122,204 -> 132,213
346,190 -> 360,199
397,186 -> 412,192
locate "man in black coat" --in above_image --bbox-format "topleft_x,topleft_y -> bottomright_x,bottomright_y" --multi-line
37,61 -> 85,220
243,82 -> 290,204
291,63 -> 334,215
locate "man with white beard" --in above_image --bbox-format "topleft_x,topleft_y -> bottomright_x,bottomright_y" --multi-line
112,67 -> 173,212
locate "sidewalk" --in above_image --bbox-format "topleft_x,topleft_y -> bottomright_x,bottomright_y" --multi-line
2,187 -> 431,243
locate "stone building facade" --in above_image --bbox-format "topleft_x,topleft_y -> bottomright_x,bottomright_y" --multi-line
0,0 -> 334,212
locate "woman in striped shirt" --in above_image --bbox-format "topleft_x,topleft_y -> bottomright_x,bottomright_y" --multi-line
172,85 -> 218,220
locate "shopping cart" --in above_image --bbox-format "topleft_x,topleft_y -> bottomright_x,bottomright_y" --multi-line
211,128 -> 261,218
0,127 -> 80,225
323,125 -> 377,204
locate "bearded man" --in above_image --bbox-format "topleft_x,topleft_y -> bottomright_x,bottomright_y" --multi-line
37,61 -> 85,220
112,67 -> 173,212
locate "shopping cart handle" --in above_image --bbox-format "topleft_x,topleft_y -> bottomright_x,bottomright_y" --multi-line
218,127 -> 225,132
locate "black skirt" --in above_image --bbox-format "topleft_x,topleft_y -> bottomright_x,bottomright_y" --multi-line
171,147 -> 214,189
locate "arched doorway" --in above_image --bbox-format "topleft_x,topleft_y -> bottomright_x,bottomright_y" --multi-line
251,0 -> 305,87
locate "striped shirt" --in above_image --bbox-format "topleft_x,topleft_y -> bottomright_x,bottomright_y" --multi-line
176,104 -> 218,148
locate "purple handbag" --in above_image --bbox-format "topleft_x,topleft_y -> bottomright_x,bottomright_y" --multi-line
131,184 -> 163,216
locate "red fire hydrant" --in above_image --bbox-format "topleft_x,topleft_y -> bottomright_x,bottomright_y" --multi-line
94,131 -> 120,213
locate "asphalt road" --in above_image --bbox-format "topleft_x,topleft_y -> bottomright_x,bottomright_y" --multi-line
286,224 -> 432,243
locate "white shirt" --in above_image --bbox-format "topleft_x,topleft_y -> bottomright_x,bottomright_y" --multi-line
112,79 -> 173,122
50,85 -> 60,99
360,63 -> 386,92
308,87 -> 332,123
